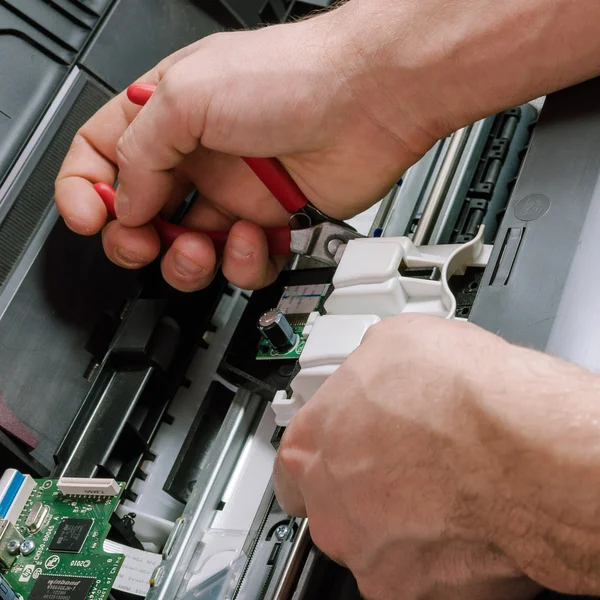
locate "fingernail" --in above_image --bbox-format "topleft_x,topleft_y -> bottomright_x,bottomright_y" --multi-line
174,252 -> 205,277
115,247 -> 147,267
229,236 -> 254,259
115,192 -> 130,218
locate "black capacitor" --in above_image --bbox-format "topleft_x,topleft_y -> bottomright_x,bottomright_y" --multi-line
257,309 -> 298,353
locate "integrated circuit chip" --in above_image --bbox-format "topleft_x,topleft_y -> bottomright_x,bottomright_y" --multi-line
29,575 -> 94,600
49,519 -> 93,553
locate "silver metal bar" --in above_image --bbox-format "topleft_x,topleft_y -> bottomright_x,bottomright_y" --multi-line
412,126 -> 472,245
148,390 -> 264,600
271,519 -> 311,600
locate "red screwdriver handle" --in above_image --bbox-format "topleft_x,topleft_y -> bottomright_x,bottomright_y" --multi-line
125,82 -> 309,213
93,182 -> 291,256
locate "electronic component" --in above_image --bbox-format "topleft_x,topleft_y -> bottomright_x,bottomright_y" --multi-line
258,309 -> 298,353
29,575 -> 94,600
0,573 -> 17,600
5,540 -> 19,556
20,539 -> 35,556
0,520 -> 23,568
49,518 -> 93,553
25,502 -> 48,533
278,284 -> 330,314
57,477 -> 120,498
0,470 -> 36,524
2,477 -> 125,600
256,284 -> 330,361
103,540 -> 162,597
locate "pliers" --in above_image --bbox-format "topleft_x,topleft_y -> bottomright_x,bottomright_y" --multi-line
92,83 -> 362,268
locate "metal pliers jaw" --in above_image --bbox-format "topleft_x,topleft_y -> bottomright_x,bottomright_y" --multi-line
289,203 -> 364,267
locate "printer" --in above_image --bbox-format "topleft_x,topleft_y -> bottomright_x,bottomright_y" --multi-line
0,1 -> 599,599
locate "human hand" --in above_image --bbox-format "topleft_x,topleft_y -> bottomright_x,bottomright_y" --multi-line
55,0 -> 600,293
54,12 -> 440,292
274,314 -> 600,599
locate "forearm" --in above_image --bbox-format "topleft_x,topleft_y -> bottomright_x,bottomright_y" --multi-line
465,343 -> 600,594
327,0 -> 600,148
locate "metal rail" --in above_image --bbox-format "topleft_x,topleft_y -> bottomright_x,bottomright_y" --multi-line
412,126 -> 472,245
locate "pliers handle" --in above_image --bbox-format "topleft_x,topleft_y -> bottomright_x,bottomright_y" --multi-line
94,182 -> 292,256
93,82 -> 362,265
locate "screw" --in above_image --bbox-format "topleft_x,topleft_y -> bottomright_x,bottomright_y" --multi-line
274,525 -> 289,541
6,539 -> 21,555
327,238 -> 342,256
20,540 -> 36,556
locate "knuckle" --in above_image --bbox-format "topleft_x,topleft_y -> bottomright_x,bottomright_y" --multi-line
160,66 -> 186,101
276,438 -> 305,481
198,31 -> 233,50
309,523 -> 346,565
115,134 -> 134,168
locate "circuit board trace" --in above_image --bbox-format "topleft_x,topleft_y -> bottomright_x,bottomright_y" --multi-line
3,480 -> 124,600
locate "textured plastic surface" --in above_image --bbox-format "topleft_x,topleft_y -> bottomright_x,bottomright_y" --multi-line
0,78 -> 127,468
0,7 -> 67,181
81,0 -> 226,92
4,0 -> 89,51
470,78 -> 600,352
0,390 -> 38,451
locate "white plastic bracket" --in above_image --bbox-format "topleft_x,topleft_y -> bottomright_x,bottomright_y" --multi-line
271,314 -> 380,426
272,228 -> 491,425
325,226 -> 490,319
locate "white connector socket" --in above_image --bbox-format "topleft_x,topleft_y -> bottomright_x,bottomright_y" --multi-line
272,228 -> 492,425
58,477 -> 120,497
325,227 -> 490,319
272,314 -> 380,426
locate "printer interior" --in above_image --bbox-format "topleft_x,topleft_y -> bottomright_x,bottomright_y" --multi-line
1,2 -> 600,599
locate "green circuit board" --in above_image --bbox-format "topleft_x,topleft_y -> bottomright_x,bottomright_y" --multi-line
256,283 -> 329,361
3,479 -> 124,600
257,322 -> 307,360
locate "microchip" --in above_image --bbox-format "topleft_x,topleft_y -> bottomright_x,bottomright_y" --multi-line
49,518 -> 93,553
29,575 -> 94,600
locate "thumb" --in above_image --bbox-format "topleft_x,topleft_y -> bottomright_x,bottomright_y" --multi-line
114,60 -> 207,227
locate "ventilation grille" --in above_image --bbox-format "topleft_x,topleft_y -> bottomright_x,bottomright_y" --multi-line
0,81 -> 110,288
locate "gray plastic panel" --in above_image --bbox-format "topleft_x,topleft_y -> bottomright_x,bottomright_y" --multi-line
81,0 -> 225,91
470,78 -> 600,356
0,8 -> 71,179
4,0 -> 90,51
0,72 -> 132,467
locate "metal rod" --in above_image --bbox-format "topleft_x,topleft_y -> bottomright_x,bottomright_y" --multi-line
412,126 -> 472,246
271,519 -> 311,600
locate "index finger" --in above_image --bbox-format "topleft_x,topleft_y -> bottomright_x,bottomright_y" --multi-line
54,41 -> 208,235
54,91 -> 138,235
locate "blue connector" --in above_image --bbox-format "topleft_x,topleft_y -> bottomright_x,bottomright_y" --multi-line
0,469 -> 35,523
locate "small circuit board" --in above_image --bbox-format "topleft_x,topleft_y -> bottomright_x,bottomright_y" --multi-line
257,319 -> 307,360
2,479 -> 124,600
256,284 -> 330,361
